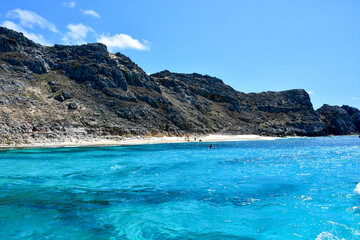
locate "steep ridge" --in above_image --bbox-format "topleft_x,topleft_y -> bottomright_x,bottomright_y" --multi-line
151,71 -> 325,136
0,27 -> 356,144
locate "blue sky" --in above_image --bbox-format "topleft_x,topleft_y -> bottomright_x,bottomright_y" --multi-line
1,0 -> 359,109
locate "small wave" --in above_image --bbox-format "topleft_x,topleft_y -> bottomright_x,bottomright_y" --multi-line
315,232 -> 344,240
294,195 -> 313,201
110,164 -> 122,170
354,183 -> 360,194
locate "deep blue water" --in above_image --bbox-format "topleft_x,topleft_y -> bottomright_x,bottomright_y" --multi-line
0,136 -> 360,239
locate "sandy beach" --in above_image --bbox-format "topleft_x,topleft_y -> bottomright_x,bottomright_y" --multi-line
0,135 -> 277,149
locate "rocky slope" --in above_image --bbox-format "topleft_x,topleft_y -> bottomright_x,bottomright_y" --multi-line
0,27 -> 358,144
317,104 -> 360,135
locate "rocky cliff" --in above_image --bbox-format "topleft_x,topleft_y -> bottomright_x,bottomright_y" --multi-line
0,27 -> 357,144
317,104 -> 360,135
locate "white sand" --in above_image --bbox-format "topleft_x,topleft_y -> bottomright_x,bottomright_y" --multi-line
1,134 -> 277,149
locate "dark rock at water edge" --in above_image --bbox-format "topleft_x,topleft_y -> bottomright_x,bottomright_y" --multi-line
316,104 -> 359,135
341,105 -> 360,133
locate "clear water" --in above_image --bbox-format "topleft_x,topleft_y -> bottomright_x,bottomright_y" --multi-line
0,136 -> 360,240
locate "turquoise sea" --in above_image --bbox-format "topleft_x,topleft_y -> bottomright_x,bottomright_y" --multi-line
0,136 -> 360,239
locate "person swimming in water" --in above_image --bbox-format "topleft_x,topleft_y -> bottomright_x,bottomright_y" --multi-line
209,144 -> 215,149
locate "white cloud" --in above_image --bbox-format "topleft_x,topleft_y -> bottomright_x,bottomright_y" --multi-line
352,96 -> 360,101
63,1 -> 76,8
307,90 -> 315,95
1,20 -> 52,46
6,8 -> 57,33
62,23 -> 94,45
97,34 -> 150,51
81,9 -> 101,19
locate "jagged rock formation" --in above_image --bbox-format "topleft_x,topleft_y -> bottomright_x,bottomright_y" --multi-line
317,104 -> 360,135
0,27 -> 357,144
342,105 -> 360,133
150,71 -> 325,136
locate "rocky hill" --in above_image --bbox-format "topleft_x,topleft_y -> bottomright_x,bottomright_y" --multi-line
0,27 -> 358,145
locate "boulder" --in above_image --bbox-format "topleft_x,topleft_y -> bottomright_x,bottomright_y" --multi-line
62,91 -> 72,100
51,86 -> 59,92
54,94 -> 65,102
68,102 -> 77,110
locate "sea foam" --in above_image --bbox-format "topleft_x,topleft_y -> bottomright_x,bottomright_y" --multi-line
110,164 -> 122,170
315,232 -> 343,240
354,183 -> 360,194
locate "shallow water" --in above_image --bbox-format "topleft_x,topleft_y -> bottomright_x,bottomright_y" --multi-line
0,136 -> 360,239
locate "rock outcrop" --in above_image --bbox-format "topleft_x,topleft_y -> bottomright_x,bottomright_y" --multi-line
341,105 -> 360,133
0,27 -> 357,145
317,104 -> 360,135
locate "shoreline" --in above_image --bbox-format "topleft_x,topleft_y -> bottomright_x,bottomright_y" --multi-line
0,134 -> 277,149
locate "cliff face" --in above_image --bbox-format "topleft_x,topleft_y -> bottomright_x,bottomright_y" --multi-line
150,71 -> 325,136
317,104 -> 360,135
0,27 -> 350,144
